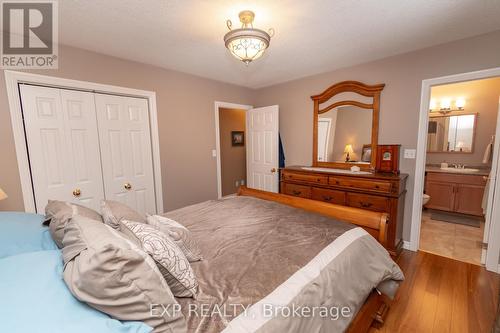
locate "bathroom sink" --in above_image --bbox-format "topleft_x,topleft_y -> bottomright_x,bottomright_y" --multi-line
301,167 -> 372,175
439,167 -> 480,173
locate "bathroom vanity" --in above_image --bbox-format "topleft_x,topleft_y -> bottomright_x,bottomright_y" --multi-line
281,166 -> 408,257
424,167 -> 488,216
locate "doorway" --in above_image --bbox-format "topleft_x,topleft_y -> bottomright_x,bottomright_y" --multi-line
409,67 -> 500,272
419,77 -> 500,265
214,102 -> 281,198
218,107 -> 248,197
214,102 -> 252,198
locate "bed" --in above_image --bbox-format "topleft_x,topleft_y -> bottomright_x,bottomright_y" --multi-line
166,186 -> 403,332
0,187 -> 403,333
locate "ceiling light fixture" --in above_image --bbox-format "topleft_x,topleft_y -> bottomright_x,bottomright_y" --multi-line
224,10 -> 274,65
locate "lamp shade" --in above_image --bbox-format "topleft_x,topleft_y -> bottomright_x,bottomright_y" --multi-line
344,144 -> 354,154
0,188 -> 7,201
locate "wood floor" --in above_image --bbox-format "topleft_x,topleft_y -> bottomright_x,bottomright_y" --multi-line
370,250 -> 499,333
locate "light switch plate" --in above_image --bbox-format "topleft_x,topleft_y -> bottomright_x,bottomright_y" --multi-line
404,149 -> 416,159
212,149 -> 217,157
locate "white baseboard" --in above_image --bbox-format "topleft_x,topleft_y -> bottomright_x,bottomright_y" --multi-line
402,241 -> 414,251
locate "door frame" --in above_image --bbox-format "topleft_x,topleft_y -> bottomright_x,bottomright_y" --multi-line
408,66 -> 500,272
214,101 -> 253,199
4,70 -> 164,214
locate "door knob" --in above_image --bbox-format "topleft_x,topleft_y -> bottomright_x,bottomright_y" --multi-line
72,188 -> 81,197
271,168 -> 277,173
124,183 -> 132,190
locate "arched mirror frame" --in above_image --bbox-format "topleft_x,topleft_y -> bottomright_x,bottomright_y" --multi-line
311,81 -> 385,170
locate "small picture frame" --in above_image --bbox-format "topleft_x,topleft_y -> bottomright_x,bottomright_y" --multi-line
231,131 -> 244,146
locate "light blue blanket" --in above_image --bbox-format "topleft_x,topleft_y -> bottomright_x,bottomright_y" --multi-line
0,212 -> 152,333
0,211 -> 57,258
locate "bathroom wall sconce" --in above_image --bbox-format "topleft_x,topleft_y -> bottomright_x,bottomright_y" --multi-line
439,98 -> 452,111
429,97 -> 466,113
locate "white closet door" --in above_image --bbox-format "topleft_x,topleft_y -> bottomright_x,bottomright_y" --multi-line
95,94 -> 156,215
20,85 -> 105,212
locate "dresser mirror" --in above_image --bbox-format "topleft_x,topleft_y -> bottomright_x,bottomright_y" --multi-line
427,112 -> 477,153
312,81 -> 385,170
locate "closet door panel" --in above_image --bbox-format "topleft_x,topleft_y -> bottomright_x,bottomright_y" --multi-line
20,85 -> 103,212
60,90 -> 105,211
95,94 -> 156,215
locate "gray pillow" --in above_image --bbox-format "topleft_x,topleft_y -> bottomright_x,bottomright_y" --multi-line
147,215 -> 203,262
122,220 -> 198,298
45,200 -> 102,248
62,216 -> 186,333
101,200 -> 145,229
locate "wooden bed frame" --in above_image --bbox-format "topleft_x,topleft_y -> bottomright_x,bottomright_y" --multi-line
237,186 -> 393,332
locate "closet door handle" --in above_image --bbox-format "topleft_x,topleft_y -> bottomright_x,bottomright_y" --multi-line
124,183 -> 132,190
72,188 -> 81,197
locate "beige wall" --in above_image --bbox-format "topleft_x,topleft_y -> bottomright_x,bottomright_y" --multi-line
426,77 -> 500,165
330,106 -> 372,162
0,45 -> 253,212
219,108 -> 246,196
253,30 -> 500,241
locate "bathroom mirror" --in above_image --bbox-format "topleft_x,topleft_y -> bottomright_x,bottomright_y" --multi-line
312,81 -> 385,170
427,112 -> 477,153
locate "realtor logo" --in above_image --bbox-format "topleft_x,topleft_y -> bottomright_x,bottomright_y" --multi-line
1,0 -> 58,68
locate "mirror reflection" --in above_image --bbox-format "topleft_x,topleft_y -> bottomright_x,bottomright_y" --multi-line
427,113 -> 476,153
317,106 -> 373,163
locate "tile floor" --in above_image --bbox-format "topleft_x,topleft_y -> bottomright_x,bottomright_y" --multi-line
419,210 -> 484,265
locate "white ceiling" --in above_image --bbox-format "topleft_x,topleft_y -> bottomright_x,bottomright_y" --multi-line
58,0 -> 500,88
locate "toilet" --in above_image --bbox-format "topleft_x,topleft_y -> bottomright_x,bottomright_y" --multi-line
422,194 -> 430,206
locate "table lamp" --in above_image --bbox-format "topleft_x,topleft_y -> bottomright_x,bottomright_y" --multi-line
344,144 -> 354,162
0,187 -> 7,201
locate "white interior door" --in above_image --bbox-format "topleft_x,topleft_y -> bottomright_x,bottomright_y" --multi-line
95,94 -> 156,215
246,105 -> 279,192
20,85 -> 105,212
484,98 -> 500,269
317,118 -> 331,162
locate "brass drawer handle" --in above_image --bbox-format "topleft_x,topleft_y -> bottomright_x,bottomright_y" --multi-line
292,190 -> 302,196
72,188 -> 81,197
124,183 -> 132,190
323,196 -> 333,201
359,201 -> 373,208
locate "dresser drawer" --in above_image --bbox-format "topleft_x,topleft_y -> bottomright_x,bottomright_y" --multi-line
282,183 -> 311,198
311,188 -> 346,205
329,177 -> 392,193
283,172 -> 329,185
346,193 -> 389,212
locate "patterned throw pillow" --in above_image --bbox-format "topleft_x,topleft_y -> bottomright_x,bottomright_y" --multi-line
147,215 -> 203,262
101,200 -> 146,229
122,220 -> 198,298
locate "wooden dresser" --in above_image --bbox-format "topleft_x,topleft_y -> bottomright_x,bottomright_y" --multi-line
281,166 -> 408,257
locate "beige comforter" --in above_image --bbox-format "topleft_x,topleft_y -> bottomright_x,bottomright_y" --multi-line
164,195 -> 404,333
